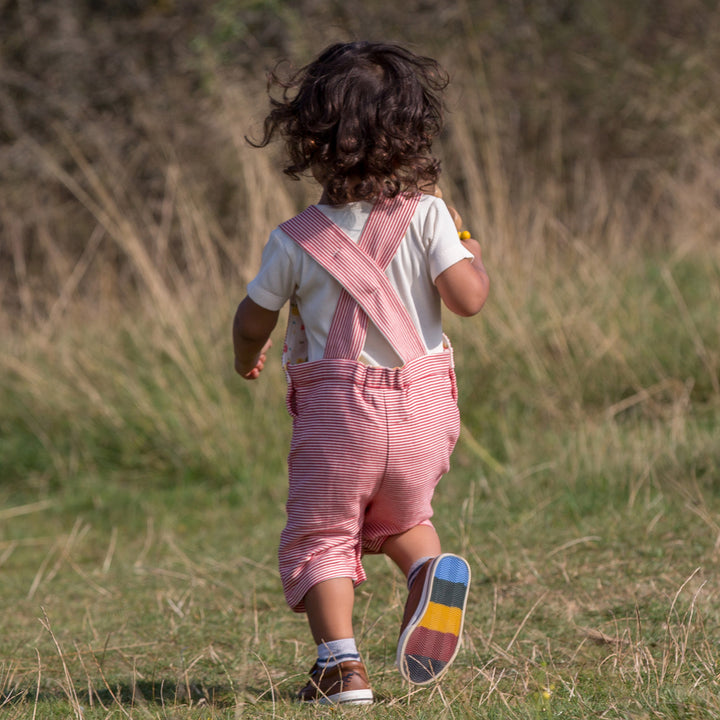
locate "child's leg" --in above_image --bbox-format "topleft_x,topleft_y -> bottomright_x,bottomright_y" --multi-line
380,524 -> 442,577
383,524 -> 471,686
395,552 -> 471,684
304,577 -> 355,644
299,578 -> 374,705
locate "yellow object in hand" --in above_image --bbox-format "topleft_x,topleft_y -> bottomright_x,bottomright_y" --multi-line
458,230 -> 471,240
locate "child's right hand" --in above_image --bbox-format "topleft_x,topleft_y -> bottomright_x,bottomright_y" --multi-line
435,235 -> 489,317
425,186 -> 490,317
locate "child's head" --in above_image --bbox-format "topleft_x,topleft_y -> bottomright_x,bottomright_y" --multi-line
252,41 -> 449,205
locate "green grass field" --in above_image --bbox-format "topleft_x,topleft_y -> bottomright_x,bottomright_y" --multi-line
2,2 -> 720,717
2,189 -> 719,717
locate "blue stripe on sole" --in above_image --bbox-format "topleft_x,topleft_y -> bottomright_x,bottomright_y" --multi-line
434,555 -> 470,584
404,654 -> 448,684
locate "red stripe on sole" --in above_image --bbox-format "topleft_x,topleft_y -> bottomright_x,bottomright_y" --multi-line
404,626 -> 459,664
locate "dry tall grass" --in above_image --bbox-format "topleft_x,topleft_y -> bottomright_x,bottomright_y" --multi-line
2,51 -> 719,487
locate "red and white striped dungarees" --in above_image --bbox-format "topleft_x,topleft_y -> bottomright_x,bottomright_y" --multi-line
278,194 -> 461,612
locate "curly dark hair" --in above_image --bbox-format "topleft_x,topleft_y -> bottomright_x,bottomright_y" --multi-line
248,41 -> 450,205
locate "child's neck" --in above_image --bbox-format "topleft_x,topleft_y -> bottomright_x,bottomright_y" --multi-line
318,191 -> 363,206
318,176 -> 364,205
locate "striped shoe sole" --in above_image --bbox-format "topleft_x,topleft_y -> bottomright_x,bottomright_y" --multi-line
397,554 -> 471,685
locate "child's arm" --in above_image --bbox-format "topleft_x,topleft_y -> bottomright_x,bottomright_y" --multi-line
435,236 -> 490,317
233,296 -> 280,380
424,186 -> 489,316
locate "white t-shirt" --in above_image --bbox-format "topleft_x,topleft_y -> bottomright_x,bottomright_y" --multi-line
247,193 -> 473,367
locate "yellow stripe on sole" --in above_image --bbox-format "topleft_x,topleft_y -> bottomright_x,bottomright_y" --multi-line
419,602 -> 463,635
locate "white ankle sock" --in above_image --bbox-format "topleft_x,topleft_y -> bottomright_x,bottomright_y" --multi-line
407,556 -> 434,590
317,638 -> 360,668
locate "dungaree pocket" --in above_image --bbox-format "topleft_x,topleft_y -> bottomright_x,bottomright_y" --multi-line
449,365 -> 458,403
285,382 -> 298,419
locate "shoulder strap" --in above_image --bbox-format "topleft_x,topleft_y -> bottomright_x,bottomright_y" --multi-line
324,194 -> 420,361
280,194 -> 426,364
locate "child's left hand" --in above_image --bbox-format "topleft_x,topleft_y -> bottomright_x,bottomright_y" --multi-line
233,296 -> 279,380
242,339 -> 273,380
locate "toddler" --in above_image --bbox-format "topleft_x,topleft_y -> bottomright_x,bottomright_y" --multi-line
233,41 -> 489,705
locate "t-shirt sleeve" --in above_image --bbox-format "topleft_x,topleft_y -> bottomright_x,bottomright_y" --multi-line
246,229 -> 296,311
424,197 -> 475,281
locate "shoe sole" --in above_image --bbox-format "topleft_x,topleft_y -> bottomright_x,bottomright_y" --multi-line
396,553 -> 471,685
312,689 -> 374,705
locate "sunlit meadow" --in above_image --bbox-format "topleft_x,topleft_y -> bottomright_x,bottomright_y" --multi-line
2,3 -> 720,717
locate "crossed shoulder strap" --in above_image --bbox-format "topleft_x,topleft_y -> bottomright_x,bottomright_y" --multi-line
280,193 -> 426,365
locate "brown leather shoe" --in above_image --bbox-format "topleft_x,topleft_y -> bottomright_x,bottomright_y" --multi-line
298,660 -> 374,705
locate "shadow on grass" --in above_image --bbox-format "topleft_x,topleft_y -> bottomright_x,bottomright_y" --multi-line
3,678 -> 302,711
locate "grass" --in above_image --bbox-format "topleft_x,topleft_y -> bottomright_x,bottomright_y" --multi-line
2,9 -> 720,717
2,414 -> 719,718
2,210 -> 719,719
